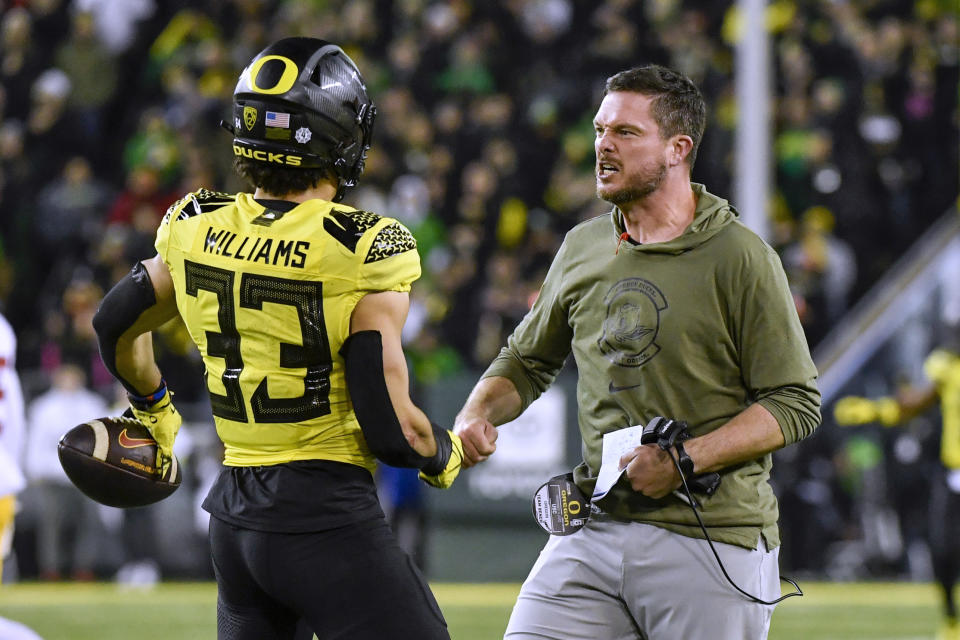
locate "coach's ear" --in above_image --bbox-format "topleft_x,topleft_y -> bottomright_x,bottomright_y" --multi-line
668,134 -> 693,168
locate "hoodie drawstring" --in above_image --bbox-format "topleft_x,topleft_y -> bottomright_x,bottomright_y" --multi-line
616,232 -> 629,255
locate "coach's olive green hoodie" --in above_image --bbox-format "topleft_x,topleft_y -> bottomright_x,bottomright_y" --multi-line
483,184 -> 821,549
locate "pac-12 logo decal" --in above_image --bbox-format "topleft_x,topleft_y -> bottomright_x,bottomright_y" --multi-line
597,278 -> 667,367
243,106 -> 258,130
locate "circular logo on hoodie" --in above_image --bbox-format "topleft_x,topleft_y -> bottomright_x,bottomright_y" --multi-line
597,278 -> 667,367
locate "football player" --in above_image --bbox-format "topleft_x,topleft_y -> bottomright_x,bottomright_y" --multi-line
835,321 -> 960,640
0,312 -> 44,640
0,312 -> 25,586
92,38 -> 459,640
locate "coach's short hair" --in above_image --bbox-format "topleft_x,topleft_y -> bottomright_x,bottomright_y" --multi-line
605,65 -> 706,169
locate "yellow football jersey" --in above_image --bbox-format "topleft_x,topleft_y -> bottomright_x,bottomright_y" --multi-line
155,189 -> 421,470
924,348 -> 960,469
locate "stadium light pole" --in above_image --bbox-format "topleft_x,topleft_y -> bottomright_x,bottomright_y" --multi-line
734,0 -> 772,241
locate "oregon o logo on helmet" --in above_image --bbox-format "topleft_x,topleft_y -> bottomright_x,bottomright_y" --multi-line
248,55 -> 299,95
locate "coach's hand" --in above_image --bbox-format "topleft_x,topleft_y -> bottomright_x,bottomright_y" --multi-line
419,430 -> 464,489
453,416 -> 498,468
619,445 -> 681,499
833,396 -> 901,427
128,382 -> 181,475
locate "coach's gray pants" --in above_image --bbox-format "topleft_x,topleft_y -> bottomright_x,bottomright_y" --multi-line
505,517 -> 779,640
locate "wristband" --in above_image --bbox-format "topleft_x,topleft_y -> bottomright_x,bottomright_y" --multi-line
421,423 -> 453,476
128,380 -> 168,410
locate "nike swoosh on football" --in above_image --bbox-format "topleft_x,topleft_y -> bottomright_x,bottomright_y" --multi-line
118,428 -> 155,449
609,381 -> 643,393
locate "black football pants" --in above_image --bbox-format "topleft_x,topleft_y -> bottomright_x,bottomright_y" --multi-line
210,515 -> 450,640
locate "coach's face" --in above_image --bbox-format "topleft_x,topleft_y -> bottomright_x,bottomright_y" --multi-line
594,91 -> 669,205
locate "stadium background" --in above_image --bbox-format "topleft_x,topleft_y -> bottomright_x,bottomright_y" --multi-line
0,0 -> 957,637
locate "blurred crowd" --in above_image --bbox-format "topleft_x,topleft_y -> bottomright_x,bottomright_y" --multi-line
0,0 -> 956,581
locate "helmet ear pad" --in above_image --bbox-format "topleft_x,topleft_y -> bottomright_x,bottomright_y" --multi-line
229,38 -> 377,192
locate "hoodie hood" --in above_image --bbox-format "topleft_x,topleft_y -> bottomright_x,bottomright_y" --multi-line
610,183 -> 738,255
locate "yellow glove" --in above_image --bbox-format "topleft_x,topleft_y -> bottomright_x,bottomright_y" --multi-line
419,430 -> 464,489
833,396 -> 901,427
128,382 -> 181,475
874,397 -> 901,426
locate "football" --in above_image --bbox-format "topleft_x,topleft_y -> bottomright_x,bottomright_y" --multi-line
58,416 -> 182,508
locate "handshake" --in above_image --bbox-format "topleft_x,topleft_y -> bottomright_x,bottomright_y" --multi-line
832,396 -> 901,427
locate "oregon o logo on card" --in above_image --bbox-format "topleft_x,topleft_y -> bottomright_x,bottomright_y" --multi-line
598,278 -> 667,367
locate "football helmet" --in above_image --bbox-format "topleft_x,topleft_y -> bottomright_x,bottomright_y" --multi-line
227,37 -> 376,197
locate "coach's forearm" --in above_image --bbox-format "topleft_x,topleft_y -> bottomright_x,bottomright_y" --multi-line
457,376 -> 523,427
683,403 -> 785,474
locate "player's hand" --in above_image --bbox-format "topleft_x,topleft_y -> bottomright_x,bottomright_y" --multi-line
833,396 -> 877,425
419,430 -> 464,489
128,387 -> 181,476
833,396 -> 900,427
453,416 -> 498,468
619,445 -> 681,499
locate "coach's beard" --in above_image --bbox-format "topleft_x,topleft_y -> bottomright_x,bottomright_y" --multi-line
598,160 -> 667,205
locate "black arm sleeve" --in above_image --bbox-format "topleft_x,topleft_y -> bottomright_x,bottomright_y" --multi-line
92,262 -> 157,395
339,330 -> 452,472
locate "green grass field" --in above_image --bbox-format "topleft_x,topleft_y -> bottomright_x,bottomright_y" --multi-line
0,581 -> 944,639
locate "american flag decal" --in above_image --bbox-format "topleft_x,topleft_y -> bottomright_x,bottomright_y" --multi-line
265,111 -> 290,128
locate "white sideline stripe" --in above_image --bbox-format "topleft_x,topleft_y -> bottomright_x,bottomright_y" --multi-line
88,420 -> 109,460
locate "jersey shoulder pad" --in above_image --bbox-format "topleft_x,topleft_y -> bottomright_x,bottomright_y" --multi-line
364,220 -> 417,264
340,208 -> 383,231
162,189 -> 237,224
322,208 -> 383,253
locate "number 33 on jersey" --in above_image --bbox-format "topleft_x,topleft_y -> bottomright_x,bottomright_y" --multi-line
155,189 -> 421,470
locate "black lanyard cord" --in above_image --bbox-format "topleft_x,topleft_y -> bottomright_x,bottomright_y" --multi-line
666,448 -> 804,606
